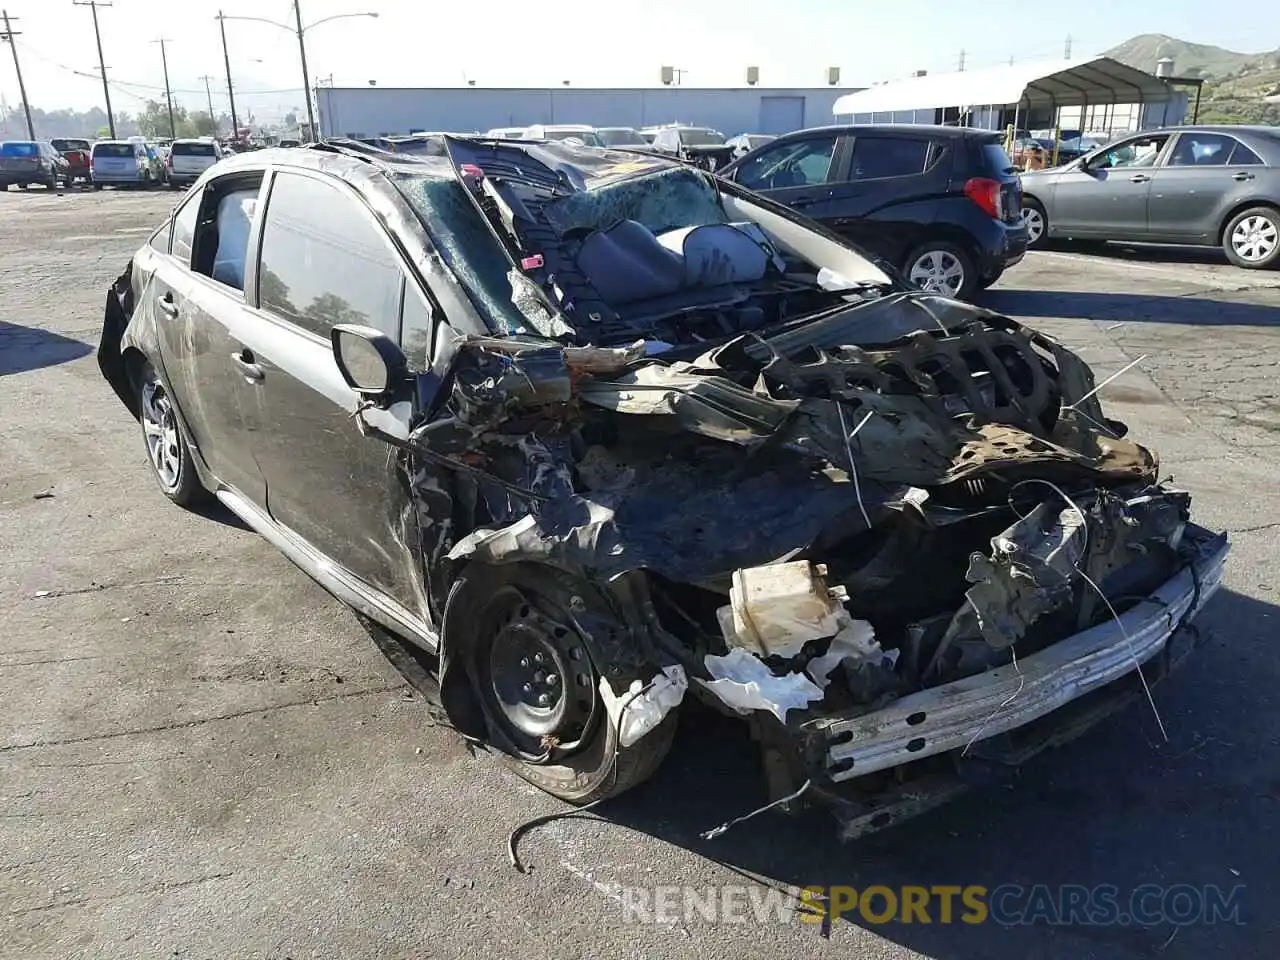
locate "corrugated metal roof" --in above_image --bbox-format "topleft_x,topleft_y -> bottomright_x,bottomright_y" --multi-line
832,56 -> 1175,115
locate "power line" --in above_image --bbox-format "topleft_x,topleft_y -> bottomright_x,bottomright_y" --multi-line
71,0 -> 114,138
1,8 -> 34,139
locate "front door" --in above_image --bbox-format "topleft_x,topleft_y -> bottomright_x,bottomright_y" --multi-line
728,132 -> 850,221
235,167 -> 425,616
1051,132 -> 1170,239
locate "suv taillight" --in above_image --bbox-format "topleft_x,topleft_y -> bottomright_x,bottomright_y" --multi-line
963,177 -> 1003,219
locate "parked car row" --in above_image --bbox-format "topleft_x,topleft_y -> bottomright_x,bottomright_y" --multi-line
0,136 -> 224,191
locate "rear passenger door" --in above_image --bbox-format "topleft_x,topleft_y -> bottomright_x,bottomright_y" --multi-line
150,170 -> 269,506
821,133 -> 939,263
1145,132 -> 1265,242
235,167 -> 429,617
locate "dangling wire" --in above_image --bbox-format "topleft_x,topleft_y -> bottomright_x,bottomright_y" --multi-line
507,679 -> 657,873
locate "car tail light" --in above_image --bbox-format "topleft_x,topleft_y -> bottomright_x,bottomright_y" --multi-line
963,177 -> 1002,219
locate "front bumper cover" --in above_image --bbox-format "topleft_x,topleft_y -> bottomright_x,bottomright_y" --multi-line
809,525 -> 1228,783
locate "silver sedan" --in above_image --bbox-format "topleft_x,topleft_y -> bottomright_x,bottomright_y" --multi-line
1018,125 -> 1280,269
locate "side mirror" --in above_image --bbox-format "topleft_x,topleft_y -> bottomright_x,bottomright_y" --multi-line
331,323 -> 408,399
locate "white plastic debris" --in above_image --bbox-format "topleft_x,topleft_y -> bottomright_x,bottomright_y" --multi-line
598,665 -> 688,748
804,618 -> 893,688
354,400 -> 413,441
817,266 -> 857,292
701,648 -> 825,723
718,560 -> 849,658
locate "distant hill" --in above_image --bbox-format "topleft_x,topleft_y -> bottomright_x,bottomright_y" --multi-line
1105,34 -> 1276,79
1106,34 -> 1280,123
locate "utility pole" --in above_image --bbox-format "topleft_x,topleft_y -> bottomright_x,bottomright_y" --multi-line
152,38 -> 175,138
1064,34 -> 1073,59
215,11 -> 240,142
1,10 -> 34,139
72,0 -> 114,138
958,48 -> 966,72
198,74 -> 216,133
293,0 -> 316,140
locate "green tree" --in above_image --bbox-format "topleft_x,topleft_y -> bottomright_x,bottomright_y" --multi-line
137,99 -> 190,138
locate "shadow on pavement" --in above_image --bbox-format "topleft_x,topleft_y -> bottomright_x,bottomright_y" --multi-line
977,289 -> 1280,327
0,321 -> 93,375
1058,241 -> 1231,268
187,496 -> 253,532
586,586 -> 1275,958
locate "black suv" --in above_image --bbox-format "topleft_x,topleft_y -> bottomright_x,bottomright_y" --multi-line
719,124 -> 1028,299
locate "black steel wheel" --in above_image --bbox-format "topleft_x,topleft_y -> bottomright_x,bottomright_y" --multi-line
449,564 -> 677,804
475,585 -> 603,760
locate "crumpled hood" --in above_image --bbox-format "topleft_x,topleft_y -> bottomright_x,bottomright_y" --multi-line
427,293 -> 1155,586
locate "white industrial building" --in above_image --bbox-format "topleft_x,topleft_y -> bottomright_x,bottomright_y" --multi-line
314,85 -> 860,140
832,56 -> 1191,136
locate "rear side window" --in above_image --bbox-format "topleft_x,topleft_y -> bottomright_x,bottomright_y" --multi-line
1228,140 -> 1263,166
981,142 -> 1017,175
173,142 -> 217,157
257,171 -> 403,339
93,143 -> 135,158
172,193 -> 200,264
850,137 -> 929,179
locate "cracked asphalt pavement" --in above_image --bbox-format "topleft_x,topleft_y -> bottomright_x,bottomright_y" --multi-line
2,187 -> 1278,959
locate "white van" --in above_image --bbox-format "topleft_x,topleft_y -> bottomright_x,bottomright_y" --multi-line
166,138 -> 223,187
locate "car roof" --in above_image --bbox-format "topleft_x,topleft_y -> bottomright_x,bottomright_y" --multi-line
773,123 -> 999,140
208,141 -> 456,181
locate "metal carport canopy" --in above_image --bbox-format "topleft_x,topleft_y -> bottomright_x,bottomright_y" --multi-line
831,56 -> 1175,115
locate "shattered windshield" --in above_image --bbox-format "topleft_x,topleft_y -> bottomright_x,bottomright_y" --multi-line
681,129 -> 726,146
596,128 -> 648,147
543,129 -> 604,146
393,173 -> 529,335
544,166 -> 727,236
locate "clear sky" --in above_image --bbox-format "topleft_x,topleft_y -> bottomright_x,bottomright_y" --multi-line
2,0 -> 1278,122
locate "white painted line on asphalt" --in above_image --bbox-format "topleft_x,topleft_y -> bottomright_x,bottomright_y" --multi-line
1034,250 -> 1212,280
1032,250 -> 1280,289
114,226 -> 154,234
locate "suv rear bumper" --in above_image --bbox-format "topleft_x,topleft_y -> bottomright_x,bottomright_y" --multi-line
808,525 -> 1228,783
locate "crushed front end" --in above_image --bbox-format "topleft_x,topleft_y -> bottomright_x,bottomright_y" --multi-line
377,141 -> 1229,830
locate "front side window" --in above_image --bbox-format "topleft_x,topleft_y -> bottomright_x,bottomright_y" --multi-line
257,171 -> 403,339
1093,135 -> 1169,169
850,136 -> 929,179
400,283 -> 434,370
732,136 -> 838,190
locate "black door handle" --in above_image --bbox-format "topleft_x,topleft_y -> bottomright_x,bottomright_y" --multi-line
1129,174 -> 1151,183
157,293 -> 178,317
230,349 -> 264,382
1232,171 -> 1255,181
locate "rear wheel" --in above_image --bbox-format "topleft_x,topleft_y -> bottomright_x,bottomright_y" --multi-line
1223,206 -> 1280,269
137,362 -> 206,507
903,241 -> 977,300
1020,198 -> 1048,249
452,564 -> 677,804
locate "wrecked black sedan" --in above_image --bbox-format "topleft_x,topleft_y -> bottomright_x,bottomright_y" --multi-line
99,138 -> 1228,833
